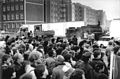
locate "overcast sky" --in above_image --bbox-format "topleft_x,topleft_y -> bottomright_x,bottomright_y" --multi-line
72,0 -> 120,20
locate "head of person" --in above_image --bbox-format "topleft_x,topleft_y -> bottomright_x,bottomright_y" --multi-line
56,55 -> 65,63
113,46 -> 120,54
34,64 -> 48,79
79,40 -> 87,47
93,49 -> 101,59
83,43 -> 90,50
18,44 -> 26,54
48,50 -> 54,57
51,38 -> 55,44
13,52 -> 24,64
81,50 -> 91,63
2,54 -> 12,65
28,51 -> 43,67
108,41 -> 113,46
93,44 -> 99,49
70,69 -> 85,79
64,53 -> 72,62
11,47 -> 17,55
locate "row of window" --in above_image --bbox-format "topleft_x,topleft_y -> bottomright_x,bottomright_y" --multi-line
3,0 -> 24,3
3,4 -> 24,12
3,13 -> 24,21
3,22 -> 24,31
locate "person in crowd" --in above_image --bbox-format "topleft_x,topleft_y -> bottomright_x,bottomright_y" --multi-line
90,49 -> 108,76
46,50 -> 56,79
75,50 -> 95,79
13,50 -> 25,79
69,69 -> 85,79
51,55 -> 65,79
46,50 -> 55,67
106,41 -> 114,69
72,35 -> 78,45
2,54 -> 14,79
34,64 -> 48,79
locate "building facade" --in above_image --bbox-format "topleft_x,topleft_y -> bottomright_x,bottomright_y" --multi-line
1,0 -> 44,32
0,0 -> 72,32
72,3 -> 84,21
0,1 -> 2,30
84,6 -> 98,25
72,3 -> 104,26
44,0 -> 72,23
97,10 -> 108,31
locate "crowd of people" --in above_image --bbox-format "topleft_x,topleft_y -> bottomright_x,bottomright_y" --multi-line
1,33 -> 119,79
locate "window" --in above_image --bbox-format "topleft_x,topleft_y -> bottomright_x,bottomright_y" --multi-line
11,5 -> 14,11
3,6 -> 6,12
7,23 -> 10,29
11,14 -> 15,20
11,23 -> 15,28
9,23 -> 12,29
7,14 -> 10,20
16,13 -> 19,20
20,4 -> 23,10
20,13 -> 24,19
15,4 -> 19,10
3,15 -> 6,20
7,5 -> 10,11
3,24 -> 7,30
16,23 -> 20,28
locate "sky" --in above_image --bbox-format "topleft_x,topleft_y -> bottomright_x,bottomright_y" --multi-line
72,0 -> 120,20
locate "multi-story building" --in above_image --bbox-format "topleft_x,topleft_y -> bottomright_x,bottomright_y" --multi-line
84,6 -> 98,25
72,3 -> 104,26
44,0 -> 72,23
97,10 -> 108,31
72,3 -> 84,21
1,0 -> 44,32
0,0 -> 72,32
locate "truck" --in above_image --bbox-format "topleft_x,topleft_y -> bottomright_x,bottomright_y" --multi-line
18,21 -> 85,38
18,24 -> 55,37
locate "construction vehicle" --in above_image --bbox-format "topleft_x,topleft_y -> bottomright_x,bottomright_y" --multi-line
18,24 -> 55,37
17,21 -> 86,39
